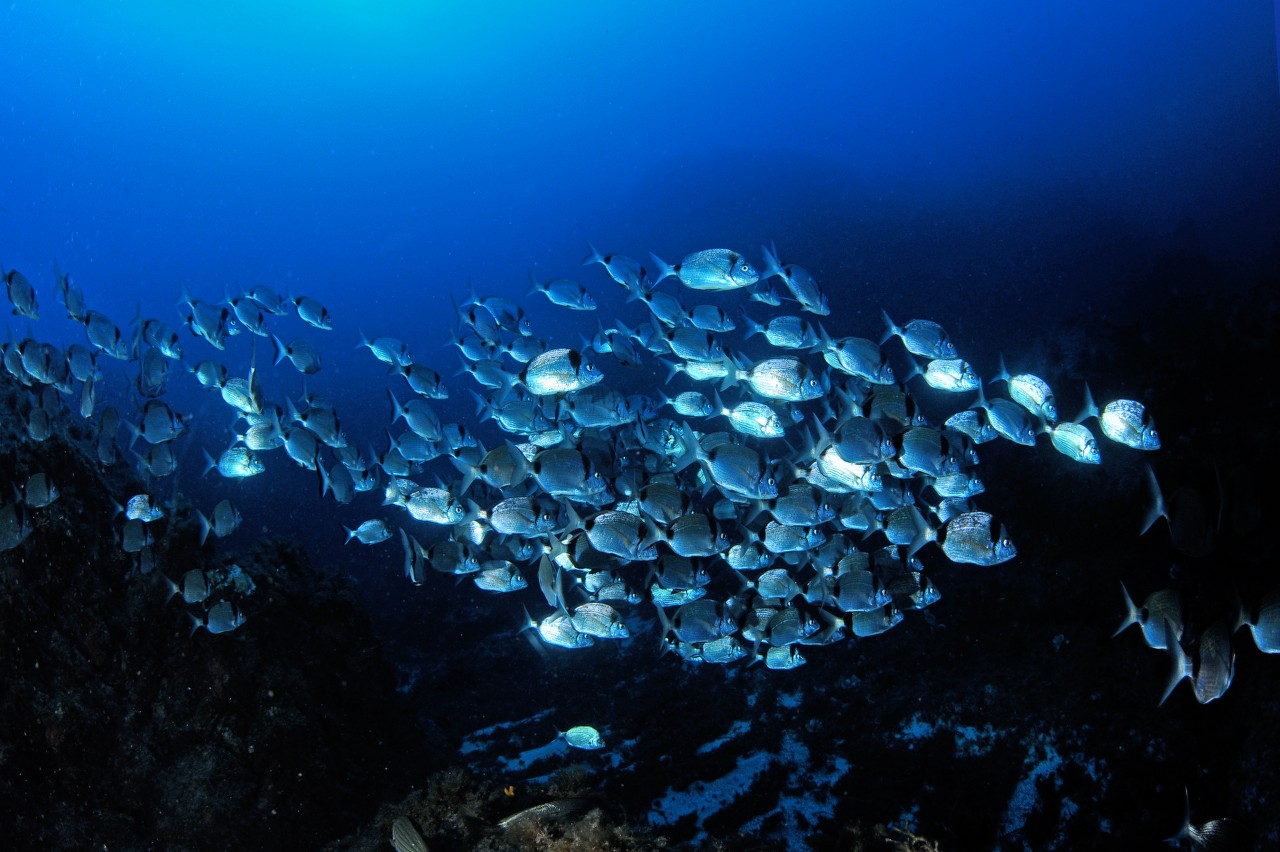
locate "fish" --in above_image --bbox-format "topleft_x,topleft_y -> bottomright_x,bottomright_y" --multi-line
125,494 -> 165,523
583,242 -> 648,291
203,446 -> 266,479
291,294 -> 333,330
1234,588 -> 1280,654
344,519 -> 391,545
197,499 -> 242,545
819,333 -> 895,384
911,358 -> 980,393
4,266 -> 39,319
558,724 -> 605,750
990,355 -> 1057,423
1079,385 -> 1160,451
1046,421 -> 1101,464
189,600 -> 246,636
358,332 -> 414,366
726,356 -> 824,402
880,310 -> 957,359
23,472 -> 59,508
473,562 -> 527,593
912,511 -> 1017,566
519,348 -> 604,396
272,336 -> 322,374
761,242 -> 829,315
1113,583 -> 1184,650
742,313 -> 821,349
650,248 -> 759,291
1162,621 -> 1235,705
528,270 -> 596,310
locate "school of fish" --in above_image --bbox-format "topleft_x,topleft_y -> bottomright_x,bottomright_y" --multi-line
3,245 -> 1266,694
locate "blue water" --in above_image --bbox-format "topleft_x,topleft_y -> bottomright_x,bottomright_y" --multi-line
4,3 -> 1280,846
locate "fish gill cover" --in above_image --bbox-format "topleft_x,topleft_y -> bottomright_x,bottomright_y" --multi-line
2,2 -> 1279,850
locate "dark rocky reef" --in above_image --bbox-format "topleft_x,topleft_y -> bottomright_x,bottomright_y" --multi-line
0,395 -> 430,850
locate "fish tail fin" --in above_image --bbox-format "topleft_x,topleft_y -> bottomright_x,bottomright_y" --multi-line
657,357 -> 679,384
343,526 -> 356,545
654,601 -> 674,653
672,421 -> 703,473
1230,584 -> 1251,637
740,310 -> 764,339
1159,620 -> 1189,706
906,512 -> 937,558
463,278 -> 479,307
990,352 -> 1010,387
187,612 -> 204,638
317,459 -> 331,499
582,241 -> 604,267
470,389 -> 492,420
901,358 -> 922,385
270,334 -> 288,367
519,605 -> 538,635
562,503 -> 585,535
1075,382 -> 1099,424
1112,581 -> 1141,638
525,268 -> 545,297
814,322 -> 832,353
355,327 -> 369,351
196,510 -> 211,547
386,387 -> 404,424
879,309 -> 900,345
1140,464 -> 1169,536
162,574 -> 180,605
761,241 -> 784,279
648,252 -> 675,284
201,448 -> 216,478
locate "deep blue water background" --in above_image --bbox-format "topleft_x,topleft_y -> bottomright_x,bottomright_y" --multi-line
5,0 -> 1280,656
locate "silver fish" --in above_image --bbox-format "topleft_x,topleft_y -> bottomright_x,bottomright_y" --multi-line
820,335 -> 895,384
394,362 -> 448,398
583,242 -> 648,291
560,724 -> 605,749
728,356 -> 823,402
190,600 -> 246,636
742,313 -> 821,349
125,494 -> 165,523
1114,583 -> 1184,650
272,335 -> 322,374
1047,421 -> 1101,464
880,310 -> 957,359
473,562 -> 527,593
761,242 -> 829,315
198,499 -> 242,545
915,358 -> 980,393
650,248 -> 759,291
358,332 -> 414,366
528,271 -> 596,310
4,267 -> 39,319
570,602 -> 629,639
1236,588 -> 1280,654
23,472 -> 59,508
344,519 -> 391,545
1086,391 -> 1161,451
520,348 -> 604,396
936,511 -> 1017,566
245,284 -> 289,315
203,446 -> 265,479
991,356 -> 1057,423
291,294 -> 333,330
1162,621 -> 1234,705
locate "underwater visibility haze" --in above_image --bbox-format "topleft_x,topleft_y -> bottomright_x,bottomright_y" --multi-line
2,2 -> 1280,849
